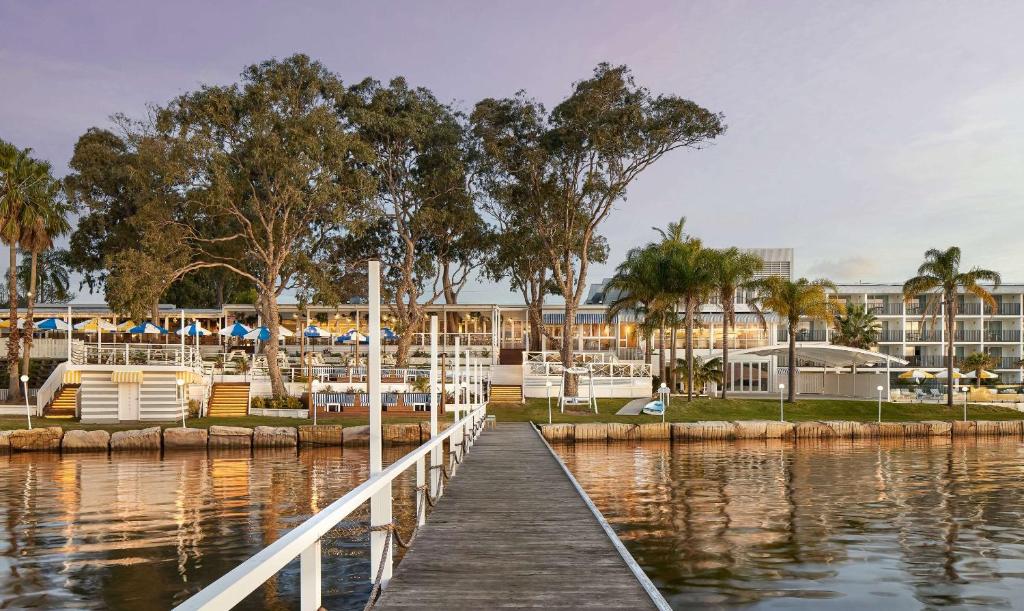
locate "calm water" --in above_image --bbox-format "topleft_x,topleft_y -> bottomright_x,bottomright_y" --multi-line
0,447 -> 417,610
556,438 -> 1024,610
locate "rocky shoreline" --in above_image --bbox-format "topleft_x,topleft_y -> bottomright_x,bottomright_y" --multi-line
539,419 -> 1024,443
0,422 -> 435,453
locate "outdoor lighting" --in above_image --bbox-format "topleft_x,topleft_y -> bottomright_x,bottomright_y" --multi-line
545,379 -> 553,424
876,384 -> 884,423
961,385 -> 969,422
20,374 -> 31,430
778,383 -> 785,422
176,377 -> 187,428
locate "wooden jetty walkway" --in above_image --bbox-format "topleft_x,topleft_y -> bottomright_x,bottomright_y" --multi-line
375,422 -> 665,610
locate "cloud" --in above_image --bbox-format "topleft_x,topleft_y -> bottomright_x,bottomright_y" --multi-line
805,256 -> 880,282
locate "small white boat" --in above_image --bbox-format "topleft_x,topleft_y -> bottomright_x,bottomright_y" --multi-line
642,400 -> 665,416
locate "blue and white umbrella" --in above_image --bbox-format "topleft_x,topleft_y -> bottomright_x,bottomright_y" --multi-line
381,327 -> 399,341
244,325 -> 294,341
178,321 -> 210,336
303,325 -> 332,338
129,322 -> 168,335
217,322 -> 251,338
336,329 -> 369,344
35,317 -> 71,331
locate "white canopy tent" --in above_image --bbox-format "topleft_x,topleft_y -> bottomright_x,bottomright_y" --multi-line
731,343 -> 908,399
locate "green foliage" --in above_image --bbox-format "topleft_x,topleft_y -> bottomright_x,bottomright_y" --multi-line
674,356 -> 724,393
832,303 -> 880,349
958,351 -> 999,387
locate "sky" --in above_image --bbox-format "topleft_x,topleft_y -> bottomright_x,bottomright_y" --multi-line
2,1 -> 1023,304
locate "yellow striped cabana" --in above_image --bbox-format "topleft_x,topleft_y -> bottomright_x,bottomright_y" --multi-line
111,370 -> 144,383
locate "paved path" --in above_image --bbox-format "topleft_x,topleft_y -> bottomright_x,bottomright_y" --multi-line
615,398 -> 648,415
375,423 -> 660,610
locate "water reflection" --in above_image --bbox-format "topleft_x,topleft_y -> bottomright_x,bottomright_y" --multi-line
0,447 -> 417,610
556,438 -> 1024,609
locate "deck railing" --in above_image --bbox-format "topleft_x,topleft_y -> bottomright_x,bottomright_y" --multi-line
176,403 -> 488,611
73,343 -> 203,368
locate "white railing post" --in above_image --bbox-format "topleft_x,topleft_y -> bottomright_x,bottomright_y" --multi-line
429,316 -> 441,498
453,337 -> 461,420
367,260 -> 392,587
299,539 -> 321,611
416,456 -> 426,528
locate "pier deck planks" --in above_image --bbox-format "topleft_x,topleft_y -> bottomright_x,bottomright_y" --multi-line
375,422 -> 657,610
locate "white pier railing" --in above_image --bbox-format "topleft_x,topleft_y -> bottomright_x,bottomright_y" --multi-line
175,403 -> 488,611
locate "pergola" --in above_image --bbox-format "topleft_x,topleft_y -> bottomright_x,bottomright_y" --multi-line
733,343 -> 909,399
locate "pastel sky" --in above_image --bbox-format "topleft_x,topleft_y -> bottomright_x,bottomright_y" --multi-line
2,1 -> 1023,303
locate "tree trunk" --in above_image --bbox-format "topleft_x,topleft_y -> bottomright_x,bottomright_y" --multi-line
7,242 -> 21,400
788,327 -> 797,403
395,332 -> 413,368
644,329 -> 652,365
946,298 -> 955,407
721,304 -> 730,399
658,321 -> 667,387
261,293 -> 286,397
669,306 -> 678,391
20,251 -> 38,380
560,302 -> 578,397
685,300 -> 695,401
527,306 -> 543,351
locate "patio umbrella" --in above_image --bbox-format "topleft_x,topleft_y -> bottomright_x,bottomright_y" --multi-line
177,322 -> 210,336
244,325 -> 295,341
381,327 -> 399,341
303,324 -> 332,338
335,329 -> 369,344
898,369 -> 935,380
74,318 -> 117,332
35,317 -> 71,331
116,320 -> 137,333
129,322 -> 168,335
217,322 -> 251,338
934,369 -> 964,379
964,370 -> 999,379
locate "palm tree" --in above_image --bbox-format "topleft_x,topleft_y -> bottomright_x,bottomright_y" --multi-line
708,247 -> 763,399
606,243 -> 668,367
17,249 -> 73,304
18,173 -> 71,375
656,217 -> 713,400
832,303 -> 880,350
674,355 -> 723,396
903,247 -> 1000,406
750,277 -> 843,403
959,352 -> 998,388
0,140 -> 50,399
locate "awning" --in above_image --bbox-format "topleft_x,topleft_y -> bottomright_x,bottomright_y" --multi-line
111,370 -> 144,383
543,313 -> 608,324
63,370 -> 81,384
175,371 -> 204,385
734,343 -> 907,368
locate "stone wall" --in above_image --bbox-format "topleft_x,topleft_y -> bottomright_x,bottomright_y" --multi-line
540,420 -> 1024,444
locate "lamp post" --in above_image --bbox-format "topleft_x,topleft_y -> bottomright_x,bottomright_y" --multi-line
658,382 -> 670,423
20,374 -> 31,429
778,383 -> 785,422
176,377 -> 186,428
545,380 -> 553,424
876,384 -> 883,423
961,385 -> 968,422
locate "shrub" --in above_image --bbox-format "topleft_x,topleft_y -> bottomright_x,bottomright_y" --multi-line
251,396 -> 265,410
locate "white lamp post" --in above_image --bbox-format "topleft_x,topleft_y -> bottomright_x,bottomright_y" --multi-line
961,385 -> 968,422
20,374 -> 31,429
876,384 -> 884,422
176,377 -> 186,428
545,379 -> 553,424
778,383 -> 785,422
658,382 -> 670,423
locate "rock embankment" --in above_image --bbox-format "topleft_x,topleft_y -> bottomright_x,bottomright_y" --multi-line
0,423 -> 430,454
540,419 -> 1024,443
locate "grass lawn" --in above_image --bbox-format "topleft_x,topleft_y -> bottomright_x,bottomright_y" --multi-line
0,414 -> 449,432
486,397 -> 1024,424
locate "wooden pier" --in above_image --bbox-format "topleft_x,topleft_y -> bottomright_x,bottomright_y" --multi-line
375,422 -> 664,610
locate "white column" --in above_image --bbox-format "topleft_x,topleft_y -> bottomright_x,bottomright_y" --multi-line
429,315 -> 440,496
368,260 -> 391,586
66,306 -> 72,361
180,309 -> 186,366
453,337 -> 461,418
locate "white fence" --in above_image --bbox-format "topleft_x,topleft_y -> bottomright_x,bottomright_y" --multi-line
175,404 -> 488,611
0,338 -> 82,360
73,344 -> 203,368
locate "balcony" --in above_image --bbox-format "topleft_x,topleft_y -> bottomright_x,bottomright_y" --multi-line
905,355 -> 950,368
905,330 -> 942,342
777,329 -> 828,342
985,303 -> 1022,316
984,330 -> 1021,343
878,330 -> 903,342
869,303 -> 903,316
957,303 -> 982,316
996,356 -> 1022,369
